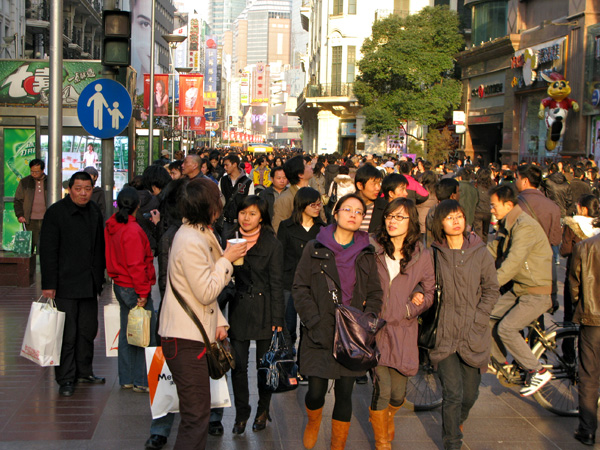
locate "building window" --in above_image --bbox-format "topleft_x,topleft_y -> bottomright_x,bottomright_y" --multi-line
333,0 -> 343,15
348,0 -> 357,14
472,1 -> 508,46
347,46 -> 356,83
332,46 -> 342,95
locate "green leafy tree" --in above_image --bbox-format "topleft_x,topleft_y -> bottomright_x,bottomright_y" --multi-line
353,6 -> 464,136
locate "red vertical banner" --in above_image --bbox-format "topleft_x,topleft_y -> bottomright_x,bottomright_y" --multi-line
190,116 -> 205,133
179,74 -> 204,116
222,131 -> 229,140
144,74 -> 170,116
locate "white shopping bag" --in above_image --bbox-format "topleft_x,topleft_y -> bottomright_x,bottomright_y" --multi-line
145,346 -> 231,419
210,375 -> 232,408
20,296 -> 66,366
104,302 -> 120,357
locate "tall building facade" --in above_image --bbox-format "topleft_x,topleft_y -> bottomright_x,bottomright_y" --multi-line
296,0 -> 434,155
209,0 -> 247,39
24,0 -> 103,60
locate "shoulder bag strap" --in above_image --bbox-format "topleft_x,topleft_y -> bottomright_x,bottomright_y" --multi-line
168,275 -> 212,348
323,270 -> 341,306
517,194 -> 541,225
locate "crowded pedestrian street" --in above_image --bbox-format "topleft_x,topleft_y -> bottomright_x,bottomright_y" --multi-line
0,263 -> 592,450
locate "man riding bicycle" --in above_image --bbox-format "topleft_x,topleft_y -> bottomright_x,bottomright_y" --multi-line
487,185 -> 553,396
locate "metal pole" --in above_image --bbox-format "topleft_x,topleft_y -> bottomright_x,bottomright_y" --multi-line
48,0 -> 63,205
102,0 -> 117,218
170,45 -> 175,158
148,0 -> 156,166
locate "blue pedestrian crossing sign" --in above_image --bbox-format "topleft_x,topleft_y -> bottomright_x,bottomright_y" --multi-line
77,79 -> 132,139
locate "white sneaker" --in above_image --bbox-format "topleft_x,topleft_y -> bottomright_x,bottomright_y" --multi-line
520,369 -> 552,397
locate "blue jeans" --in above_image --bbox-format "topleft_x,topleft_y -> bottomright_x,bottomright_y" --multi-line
114,284 -> 156,387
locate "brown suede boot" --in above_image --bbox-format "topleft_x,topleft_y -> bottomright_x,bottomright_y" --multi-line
303,406 -> 323,449
331,419 -> 351,450
387,403 -> 402,441
369,408 -> 391,450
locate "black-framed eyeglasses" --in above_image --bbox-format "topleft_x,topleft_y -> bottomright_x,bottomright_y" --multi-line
384,213 -> 410,222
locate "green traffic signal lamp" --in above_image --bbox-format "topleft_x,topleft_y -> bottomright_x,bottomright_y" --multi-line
102,10 -> 131,67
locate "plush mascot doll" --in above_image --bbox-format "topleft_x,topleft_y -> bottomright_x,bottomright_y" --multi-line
538,72 -> 579,151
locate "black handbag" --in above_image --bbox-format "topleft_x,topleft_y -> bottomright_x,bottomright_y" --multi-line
169,276 -> 235,380
418,247 -> 442,349
324,273 -> 386,372
257,330 -> 299,393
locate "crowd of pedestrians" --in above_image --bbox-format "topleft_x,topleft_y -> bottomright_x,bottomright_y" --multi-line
22,145 -> 600,450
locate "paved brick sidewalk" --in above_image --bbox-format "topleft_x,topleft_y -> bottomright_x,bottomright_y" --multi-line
0,264 -> 593,449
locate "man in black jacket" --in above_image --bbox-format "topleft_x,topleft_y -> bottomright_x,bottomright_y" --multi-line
542,162 -> 573,219
40,172 -> 106,397
219,154 -> 254,240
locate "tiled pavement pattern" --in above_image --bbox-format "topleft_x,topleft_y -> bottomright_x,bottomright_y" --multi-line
0,262 -> 596,449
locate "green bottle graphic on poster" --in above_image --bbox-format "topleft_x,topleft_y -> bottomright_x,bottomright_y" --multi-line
4,128 -> 36,197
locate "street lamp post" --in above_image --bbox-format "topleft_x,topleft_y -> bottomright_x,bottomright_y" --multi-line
175,66 -> 192,154
162,34 -> 187,159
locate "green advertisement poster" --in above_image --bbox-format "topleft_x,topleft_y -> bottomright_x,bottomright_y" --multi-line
4,128 -> 36,197
2,203 -> 21,251
134,135 -> 161,176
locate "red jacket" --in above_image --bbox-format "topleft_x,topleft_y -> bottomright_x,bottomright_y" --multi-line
105,214 -> 155,296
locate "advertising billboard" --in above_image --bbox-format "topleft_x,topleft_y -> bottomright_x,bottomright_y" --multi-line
251,105 -> 268,136
144,74 -> 169,116
179,74 -> 204,116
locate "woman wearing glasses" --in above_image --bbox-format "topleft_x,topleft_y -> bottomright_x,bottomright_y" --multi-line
293,193 -> 383,450
276,187 -> 326,361
370,198 -> 435,449
430,200 -> 499,450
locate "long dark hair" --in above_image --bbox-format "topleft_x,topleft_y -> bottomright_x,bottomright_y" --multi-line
376,198 -> 420,273
431,200 -> 468,243
291,187 -> 320,225
115,187 -> 140,224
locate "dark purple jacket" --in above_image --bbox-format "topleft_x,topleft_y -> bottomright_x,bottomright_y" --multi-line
373,240 -> 434,376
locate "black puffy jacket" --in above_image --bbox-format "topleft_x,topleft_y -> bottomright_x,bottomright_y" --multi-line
542,172 -> 572,218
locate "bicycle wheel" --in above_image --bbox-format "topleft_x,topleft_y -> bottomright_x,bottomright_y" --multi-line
406,362 -> 443,411
531,328 -> 579,417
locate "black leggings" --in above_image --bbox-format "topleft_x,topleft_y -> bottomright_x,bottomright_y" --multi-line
305,376 -> 355,422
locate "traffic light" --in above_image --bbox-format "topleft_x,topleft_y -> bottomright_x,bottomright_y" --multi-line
228,115 -> 233,125
102,10 -> 131,67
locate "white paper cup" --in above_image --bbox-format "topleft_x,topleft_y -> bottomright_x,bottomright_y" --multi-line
227,238 -> 247,265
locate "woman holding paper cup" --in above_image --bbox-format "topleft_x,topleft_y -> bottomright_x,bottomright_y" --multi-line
158,178 -> 247,450
105,187 -> 156,393
226,195 -> 285,435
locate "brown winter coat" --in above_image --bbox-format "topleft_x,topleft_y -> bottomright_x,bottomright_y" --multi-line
14,174 -> 47,223
429,233 -> 499,368
373,240 -> 435,376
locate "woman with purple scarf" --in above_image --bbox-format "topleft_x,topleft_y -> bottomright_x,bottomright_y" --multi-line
293,193 -> 383,450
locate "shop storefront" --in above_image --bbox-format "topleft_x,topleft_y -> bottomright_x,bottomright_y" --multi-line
584,24 -> 600,164
466,71 -> 506,163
